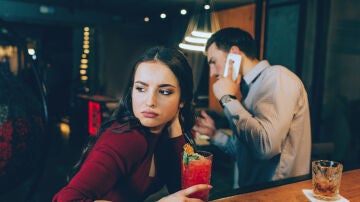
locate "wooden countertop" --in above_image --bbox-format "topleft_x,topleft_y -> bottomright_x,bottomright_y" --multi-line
211,169 -> 360,202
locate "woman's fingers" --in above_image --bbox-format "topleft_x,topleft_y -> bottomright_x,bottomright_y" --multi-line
182,184 -> 213,196
159,184 -> 212,202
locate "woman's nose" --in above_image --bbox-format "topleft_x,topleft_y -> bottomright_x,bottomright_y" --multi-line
145,92 -> 156,108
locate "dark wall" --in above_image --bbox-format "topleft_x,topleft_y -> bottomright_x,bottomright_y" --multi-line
95,17 -> 189,98
317,0 -> 360,169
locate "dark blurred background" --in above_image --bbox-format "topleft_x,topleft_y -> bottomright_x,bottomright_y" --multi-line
0,0 -> 359,201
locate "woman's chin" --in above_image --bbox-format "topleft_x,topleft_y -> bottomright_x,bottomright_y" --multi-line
140,121 -> 164,134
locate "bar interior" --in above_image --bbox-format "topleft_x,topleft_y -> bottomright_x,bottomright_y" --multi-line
0,0 -> 359,201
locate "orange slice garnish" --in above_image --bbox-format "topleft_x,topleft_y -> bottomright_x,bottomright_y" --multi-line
183,143 -> 194,155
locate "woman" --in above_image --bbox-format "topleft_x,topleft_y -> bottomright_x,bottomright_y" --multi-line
52,46 -> 211,202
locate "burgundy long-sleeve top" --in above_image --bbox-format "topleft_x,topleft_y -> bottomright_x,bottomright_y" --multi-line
53,122 -> 186,202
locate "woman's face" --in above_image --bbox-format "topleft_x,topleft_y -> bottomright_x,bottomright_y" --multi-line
132,61 -> 182,134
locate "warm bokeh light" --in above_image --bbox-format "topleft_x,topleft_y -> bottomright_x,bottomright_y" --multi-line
81,75 -> 88,81
80,69 -> 87,75
59,122 -> 71,139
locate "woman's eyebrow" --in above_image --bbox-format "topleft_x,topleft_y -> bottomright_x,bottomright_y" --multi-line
159,84 -> 176,88
134,81 -> 176,88
134,81 -> 148,86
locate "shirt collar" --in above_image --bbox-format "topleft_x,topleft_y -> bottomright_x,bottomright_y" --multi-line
243,60 -> 270,85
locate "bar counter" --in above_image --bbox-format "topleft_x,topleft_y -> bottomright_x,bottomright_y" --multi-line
211,169 -> 360,202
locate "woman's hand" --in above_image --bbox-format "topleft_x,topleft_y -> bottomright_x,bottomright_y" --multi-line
157,184 -> 212,202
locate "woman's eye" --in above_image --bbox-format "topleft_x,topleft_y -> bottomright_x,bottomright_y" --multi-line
135,87 -> 145,92
160,89 -> 173,95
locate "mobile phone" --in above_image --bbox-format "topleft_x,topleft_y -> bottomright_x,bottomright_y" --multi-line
223,53 -> 241,81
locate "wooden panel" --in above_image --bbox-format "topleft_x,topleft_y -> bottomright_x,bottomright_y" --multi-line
216,4 -> 256,37
208,4 -> 256,110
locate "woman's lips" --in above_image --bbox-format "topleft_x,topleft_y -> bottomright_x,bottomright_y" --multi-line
141,111 -> 159,118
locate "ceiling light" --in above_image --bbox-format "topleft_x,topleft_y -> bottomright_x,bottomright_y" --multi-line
179,0 -> 219,52
185,36 -> 208,44
191,31 -> 212,38
204,4 -> 210,10
180,9 -> 187,15
160,13 -> 166,19
27,48 -> 35,55
144,17 -> 150,22
179,43 -> 205,52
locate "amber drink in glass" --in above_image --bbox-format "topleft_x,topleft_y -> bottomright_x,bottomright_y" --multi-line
312,160 -> 343,201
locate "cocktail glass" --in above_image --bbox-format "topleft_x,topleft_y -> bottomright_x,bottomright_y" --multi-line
181,150 -> 213,201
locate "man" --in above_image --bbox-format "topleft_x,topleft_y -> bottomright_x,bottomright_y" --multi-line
193,27 -> 311,188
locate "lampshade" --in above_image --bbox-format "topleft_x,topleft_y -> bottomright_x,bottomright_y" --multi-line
179,1 -> 219,52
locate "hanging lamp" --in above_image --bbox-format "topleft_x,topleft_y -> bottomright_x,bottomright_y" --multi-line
179,0 -> 219,52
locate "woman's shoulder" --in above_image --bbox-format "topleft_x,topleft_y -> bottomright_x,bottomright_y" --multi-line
96,122 -> 148,157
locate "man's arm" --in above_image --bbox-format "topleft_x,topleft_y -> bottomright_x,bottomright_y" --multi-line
223,68 -> 302,160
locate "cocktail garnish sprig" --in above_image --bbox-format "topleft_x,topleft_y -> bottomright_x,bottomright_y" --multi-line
183,143 -> 199,165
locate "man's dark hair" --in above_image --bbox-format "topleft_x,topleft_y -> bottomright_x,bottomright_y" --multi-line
205,27 -> 258,59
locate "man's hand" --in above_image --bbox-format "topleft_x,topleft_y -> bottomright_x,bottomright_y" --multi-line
157,184 -> 212,202
193,110 -> 217,139
213,59 -> 241,100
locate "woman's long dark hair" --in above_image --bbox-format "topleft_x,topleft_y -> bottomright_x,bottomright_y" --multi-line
68,46 -> 195,181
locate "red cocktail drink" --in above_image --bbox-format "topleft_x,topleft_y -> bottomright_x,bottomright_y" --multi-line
181,150 -> 213,201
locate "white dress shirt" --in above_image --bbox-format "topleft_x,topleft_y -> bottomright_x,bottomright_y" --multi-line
212,60 -> 311,188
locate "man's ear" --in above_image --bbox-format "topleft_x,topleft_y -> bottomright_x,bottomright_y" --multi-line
230,46 -> 242,55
